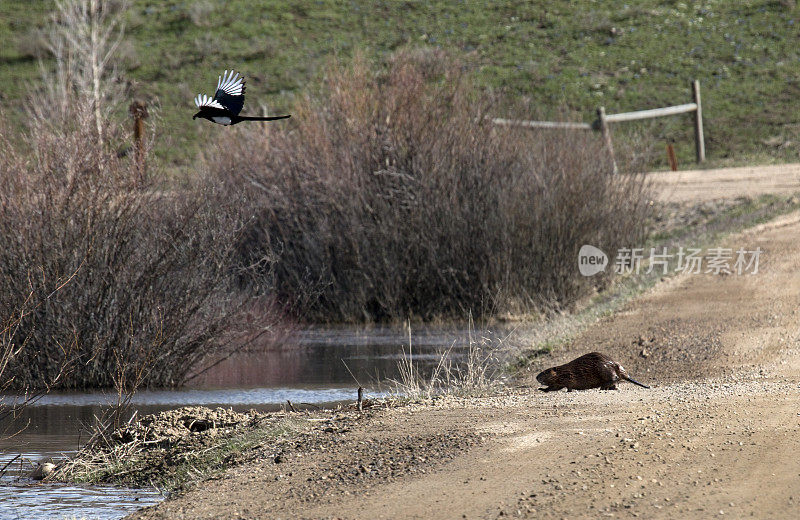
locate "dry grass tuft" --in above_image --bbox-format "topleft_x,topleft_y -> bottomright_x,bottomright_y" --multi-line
390,318 -> 508,399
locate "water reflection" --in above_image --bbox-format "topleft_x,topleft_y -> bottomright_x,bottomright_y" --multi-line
189,325 -> 495,388
0,432 -> 164,520
0,479 -> 163,520
0,324 -> 512,520
27,387 -> 373,407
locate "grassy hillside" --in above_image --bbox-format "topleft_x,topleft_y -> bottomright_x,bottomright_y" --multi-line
2,0 -> 800,169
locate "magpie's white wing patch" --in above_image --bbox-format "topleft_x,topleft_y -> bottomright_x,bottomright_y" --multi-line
216,70 -> 244,97
211,69 -> 246,115
194,94 -> 225,110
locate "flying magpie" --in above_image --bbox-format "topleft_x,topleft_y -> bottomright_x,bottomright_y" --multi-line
193,70 -> 291,126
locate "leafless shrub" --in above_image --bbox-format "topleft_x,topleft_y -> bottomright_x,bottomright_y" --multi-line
42,0 -> 128,142
0,108 -> 277,390
0,0 -> 281,394
188,0 -> 217,27
206,50 -> 651,322
194,34 -> 220,60
15,27 -> 49,59
115,39 -> 140,71
611,120 -> 662,173
0,278 -> 78,445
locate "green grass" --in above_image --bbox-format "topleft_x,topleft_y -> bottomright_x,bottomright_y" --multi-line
2,0 -> 800,170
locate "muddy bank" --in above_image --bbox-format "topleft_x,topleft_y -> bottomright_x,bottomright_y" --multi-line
51,406 -> 331,491
51,396 -> 479,496
49,407 -> 262,488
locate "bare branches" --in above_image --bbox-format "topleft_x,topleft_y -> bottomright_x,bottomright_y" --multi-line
205,50 -> 652,322
0,273 -> 79,439
0,105 -> 280,391
34,0 -> 129,142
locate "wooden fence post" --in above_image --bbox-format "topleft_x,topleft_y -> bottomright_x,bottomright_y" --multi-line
129,100 -> 148,187
597,106 -> 619,174
692,80 -> 705,164
494,92 -> 705,171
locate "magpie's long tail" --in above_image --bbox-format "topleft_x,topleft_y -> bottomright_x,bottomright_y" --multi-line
239,114 -> 291,122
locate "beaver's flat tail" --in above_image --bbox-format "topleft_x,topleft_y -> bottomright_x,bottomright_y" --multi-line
624,376 -> 650,389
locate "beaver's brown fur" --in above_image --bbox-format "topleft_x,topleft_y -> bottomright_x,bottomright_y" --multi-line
536,352 -> 650,392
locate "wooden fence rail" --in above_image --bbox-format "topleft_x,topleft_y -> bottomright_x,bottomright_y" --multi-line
603,102 -> 697,123
491,118 -> 592,130
493,79 -> 705,174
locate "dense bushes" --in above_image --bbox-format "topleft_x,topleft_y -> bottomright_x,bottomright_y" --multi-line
0,47 -> 651,391
0,108 -> 275,390
207,51 -> 651,322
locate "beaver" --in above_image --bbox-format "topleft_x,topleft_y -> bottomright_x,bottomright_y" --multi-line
29,461 -> 56,480
536,352 -> 650,392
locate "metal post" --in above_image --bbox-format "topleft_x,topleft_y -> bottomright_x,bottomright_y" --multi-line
692,80 -> 705,163
597,106 -> 619,174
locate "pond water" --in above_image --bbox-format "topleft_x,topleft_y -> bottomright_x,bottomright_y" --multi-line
0,325 -> 512,520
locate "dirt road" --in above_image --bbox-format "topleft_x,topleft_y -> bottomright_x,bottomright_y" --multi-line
131,167 -> 800,519
649,163 -> 800,203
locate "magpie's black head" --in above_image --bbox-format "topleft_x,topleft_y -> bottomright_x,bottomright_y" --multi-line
193,111 -> 201,120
